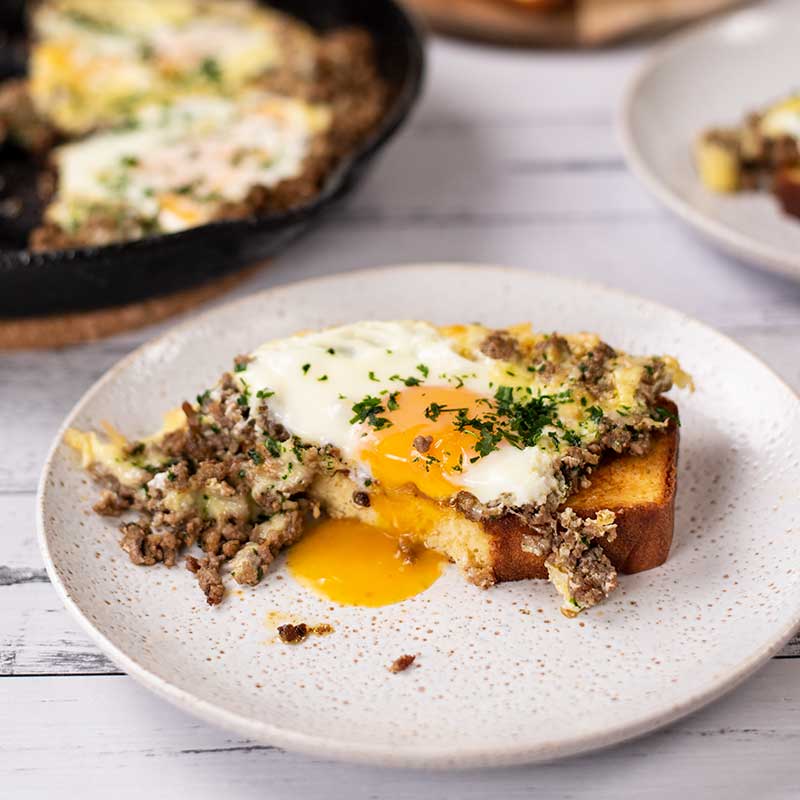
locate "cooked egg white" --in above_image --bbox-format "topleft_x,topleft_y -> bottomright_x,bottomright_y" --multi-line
240,321 -> 594,509
46,92 -> 330,234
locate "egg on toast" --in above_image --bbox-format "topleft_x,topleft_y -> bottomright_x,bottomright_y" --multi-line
66,321 -> 690,616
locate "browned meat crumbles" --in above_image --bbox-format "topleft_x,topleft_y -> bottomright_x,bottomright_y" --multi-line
479,330 -> 519,361
83,362 -> 320,606
186,554 -> 226,606
388,654 -> 416,673
521,509 -> 618,615
412,435 -> 433,454
352,490 -> 371,508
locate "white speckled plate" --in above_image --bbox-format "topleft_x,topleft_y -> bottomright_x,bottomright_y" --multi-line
38,264 -> 800,768
620,0 -> 800,281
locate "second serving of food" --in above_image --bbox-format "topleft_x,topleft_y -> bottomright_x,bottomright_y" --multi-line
67,320 -> 691,618
696,92 -> 800,219
0,0 -> 388,248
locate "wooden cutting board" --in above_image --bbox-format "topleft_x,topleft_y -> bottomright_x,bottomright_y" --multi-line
404,0 -> 753,46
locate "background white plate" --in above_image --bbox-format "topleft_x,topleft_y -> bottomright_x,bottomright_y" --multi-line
38,265 -> 800,768
620,0 -> 800,281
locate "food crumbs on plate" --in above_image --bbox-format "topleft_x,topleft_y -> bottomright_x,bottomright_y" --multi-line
388,654 -> 416,673
277,622 -> 335,645
278,623 -> 309,644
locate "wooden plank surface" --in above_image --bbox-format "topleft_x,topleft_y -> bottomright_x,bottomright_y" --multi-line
2,23 -> 800,798
3,662 -> 800,798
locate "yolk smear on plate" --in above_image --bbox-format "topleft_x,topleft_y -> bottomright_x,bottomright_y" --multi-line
287,518 -> 445,607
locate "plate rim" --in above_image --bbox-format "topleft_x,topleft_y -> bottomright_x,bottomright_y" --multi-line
617,0 -> 800,283
36,262 -> 800,769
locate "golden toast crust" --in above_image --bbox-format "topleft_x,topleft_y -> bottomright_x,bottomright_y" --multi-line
487,399 -> 679,581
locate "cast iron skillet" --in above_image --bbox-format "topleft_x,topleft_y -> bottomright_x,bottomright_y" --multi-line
0,0 -> 425,317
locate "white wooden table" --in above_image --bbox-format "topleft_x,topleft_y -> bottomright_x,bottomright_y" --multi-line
3,29 -> 800,799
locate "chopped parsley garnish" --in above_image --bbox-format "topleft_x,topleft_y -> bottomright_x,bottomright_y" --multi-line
318,375 -> 328,382
494,385 -> 514,408
586,405 -> 604,423
652,405 -> 680,426
200,57 -> 222,83
301,363 -> 311,375
65,9 -> 117,33
132,462 -> 161,475
234,363 -> 247,373
196,390 -> 211,408
421,385 -> 574,459
424,402 -> 451,421
236,378 -> 251,407
416,364 -> 429,378
256,388 -> 274,400
264,437 -> 282,458
350,396 -> 392,430
387,391 -> 400,411
248,449 -> 263,465
368,371 -> 379,382
327,347 -> 336,355
388,373 -> 422,387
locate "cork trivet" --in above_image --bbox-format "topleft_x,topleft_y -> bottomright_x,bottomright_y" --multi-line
404,0 -> 750,46
0,266 -> 259,350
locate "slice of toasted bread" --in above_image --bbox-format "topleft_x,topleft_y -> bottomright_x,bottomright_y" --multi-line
774,168 -> 800,219
488,399 -> 679,581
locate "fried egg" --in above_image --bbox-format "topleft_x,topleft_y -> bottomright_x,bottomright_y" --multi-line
238,321 -> 649,509
46,92 -> 330,234
30,0 -> 314,134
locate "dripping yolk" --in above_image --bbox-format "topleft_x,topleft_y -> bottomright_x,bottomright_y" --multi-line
287,518 -> 445,607
288,388 -> 488,607
360,385 -> 489,499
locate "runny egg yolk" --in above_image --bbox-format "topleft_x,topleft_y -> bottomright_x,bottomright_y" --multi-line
360,386 -> 489,499
288,387 -> 488,607
287,519 -> 445,607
